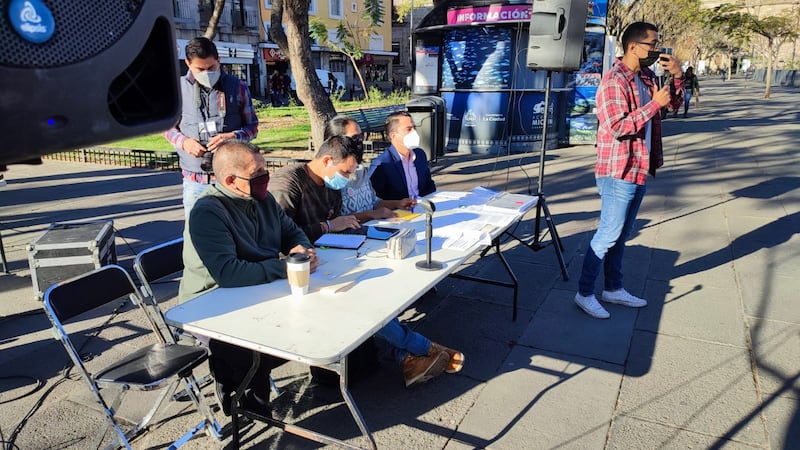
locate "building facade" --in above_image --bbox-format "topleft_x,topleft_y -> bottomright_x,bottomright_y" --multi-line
259,0 -> 396,99
172,0 -> 261,94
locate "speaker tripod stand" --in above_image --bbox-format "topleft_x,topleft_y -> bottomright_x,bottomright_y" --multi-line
506,70 -> 568,281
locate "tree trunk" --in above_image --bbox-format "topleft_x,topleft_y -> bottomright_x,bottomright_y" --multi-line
349,55 -> 370,100
204,0 -> 226,40
765,40 -> 774,98
271,0 -> 336,150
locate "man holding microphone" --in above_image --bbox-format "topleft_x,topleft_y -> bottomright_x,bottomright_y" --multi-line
574,22 -> 683,319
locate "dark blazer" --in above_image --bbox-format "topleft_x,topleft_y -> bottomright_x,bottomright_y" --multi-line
368,145 -> 436,201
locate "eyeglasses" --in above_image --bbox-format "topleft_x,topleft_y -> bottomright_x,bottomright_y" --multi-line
636,41 -> 660,49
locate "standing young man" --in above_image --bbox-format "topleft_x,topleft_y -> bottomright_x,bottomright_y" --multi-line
574,22 -> 684,319
164,37 -> 259,215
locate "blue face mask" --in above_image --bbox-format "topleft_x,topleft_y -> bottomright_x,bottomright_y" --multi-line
324,171 -> 350,190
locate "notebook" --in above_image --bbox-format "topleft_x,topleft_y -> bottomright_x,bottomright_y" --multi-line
313,233 -> 366,249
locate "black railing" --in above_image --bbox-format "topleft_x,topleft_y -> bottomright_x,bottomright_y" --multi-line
42,148 -> 316,172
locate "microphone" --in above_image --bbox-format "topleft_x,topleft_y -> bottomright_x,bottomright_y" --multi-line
415,198 -> 443,271
417,198 -> 435,215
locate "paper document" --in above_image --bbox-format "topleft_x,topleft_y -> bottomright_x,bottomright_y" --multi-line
393,210 -> 421,221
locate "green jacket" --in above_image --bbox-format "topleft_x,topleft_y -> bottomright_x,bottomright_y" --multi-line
179,183 -> 311,302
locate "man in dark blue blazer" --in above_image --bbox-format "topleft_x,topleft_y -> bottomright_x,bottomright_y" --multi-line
369,112 -> 436,201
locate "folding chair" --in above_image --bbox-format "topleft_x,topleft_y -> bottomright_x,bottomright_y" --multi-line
134,239 -> 281,403
43,264 -> 221,450
133,237 -> 186,345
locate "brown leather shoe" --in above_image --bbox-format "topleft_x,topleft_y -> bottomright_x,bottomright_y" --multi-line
402,351 -> 449,388
429,342 -> 465,374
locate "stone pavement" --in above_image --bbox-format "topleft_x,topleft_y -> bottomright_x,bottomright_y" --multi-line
0,77 -> 797,449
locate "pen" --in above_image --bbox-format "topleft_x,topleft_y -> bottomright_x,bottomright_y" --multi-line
411,196 -> 417,213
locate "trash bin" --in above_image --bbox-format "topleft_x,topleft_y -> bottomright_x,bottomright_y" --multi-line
406,96 -> 446,163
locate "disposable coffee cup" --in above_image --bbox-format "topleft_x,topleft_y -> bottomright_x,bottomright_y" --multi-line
286,252 -> 311,296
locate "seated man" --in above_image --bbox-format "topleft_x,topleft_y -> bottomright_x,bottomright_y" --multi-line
179,140 -> 318,414
369,111 -> 436,201
270,135 -> 464,388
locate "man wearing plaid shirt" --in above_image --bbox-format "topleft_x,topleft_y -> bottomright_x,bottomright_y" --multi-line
574,22 -> 683,319
164,37 -> 259,216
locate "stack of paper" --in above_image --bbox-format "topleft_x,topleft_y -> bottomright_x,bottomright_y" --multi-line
486,192 -> 538,212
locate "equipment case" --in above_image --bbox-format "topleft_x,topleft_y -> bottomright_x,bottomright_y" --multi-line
27,220 -> 116,300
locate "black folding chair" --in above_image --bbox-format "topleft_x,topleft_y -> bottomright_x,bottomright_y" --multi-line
133,237 -> 186,345
43,264 -> 221,449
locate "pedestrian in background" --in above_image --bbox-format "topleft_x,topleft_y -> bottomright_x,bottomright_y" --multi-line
683,67 -> 700,117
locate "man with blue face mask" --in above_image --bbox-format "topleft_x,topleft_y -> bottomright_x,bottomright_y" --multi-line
164,37 -> 259,216
268,135 -> 361,242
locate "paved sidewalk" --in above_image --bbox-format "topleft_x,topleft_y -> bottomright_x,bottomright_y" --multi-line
0,77 -> 798,449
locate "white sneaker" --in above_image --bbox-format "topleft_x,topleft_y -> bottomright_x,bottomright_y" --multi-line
601,288 -> 647,307
574,293 -> 610,319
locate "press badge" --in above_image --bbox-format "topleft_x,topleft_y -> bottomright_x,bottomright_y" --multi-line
198,121 -> 218,143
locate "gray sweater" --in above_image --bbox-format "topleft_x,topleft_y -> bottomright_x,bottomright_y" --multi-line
179,183 -> 311,302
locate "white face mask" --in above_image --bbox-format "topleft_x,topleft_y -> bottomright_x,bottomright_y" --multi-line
402,130 -> 420,149
194,70 -> 220,89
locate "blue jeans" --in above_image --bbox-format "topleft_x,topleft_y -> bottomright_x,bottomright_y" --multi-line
683,91 -> 693,114
375,318 -> 431,365
183,179 -> 210,218
578,177 -> 646,296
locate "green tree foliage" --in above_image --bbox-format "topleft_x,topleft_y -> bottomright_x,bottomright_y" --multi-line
606,0 -> 703,62
707,4 -> 798,98
310,1 -> 385,100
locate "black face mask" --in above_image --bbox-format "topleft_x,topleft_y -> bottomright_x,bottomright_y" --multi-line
639,50 -> 660,68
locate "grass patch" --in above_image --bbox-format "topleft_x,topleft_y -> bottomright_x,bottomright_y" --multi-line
103,133 -> 174,151
99,90 -> 411,152
254,123 -> 310,151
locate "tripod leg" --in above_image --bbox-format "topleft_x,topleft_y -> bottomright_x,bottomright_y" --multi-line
533,199 -> 544,245
539,199 -> 568,281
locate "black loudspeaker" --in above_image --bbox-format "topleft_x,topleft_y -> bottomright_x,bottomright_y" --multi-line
0,0 -> 180,165
526,0 -> 589,71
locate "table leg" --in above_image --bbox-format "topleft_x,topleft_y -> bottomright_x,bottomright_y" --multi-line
0,229 -> 8,274
231,351 -> 260,448
448,237 -> 519,320
338,357 -> 378,450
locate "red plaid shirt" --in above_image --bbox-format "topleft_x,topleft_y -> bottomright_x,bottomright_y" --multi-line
595,59 -> 683,185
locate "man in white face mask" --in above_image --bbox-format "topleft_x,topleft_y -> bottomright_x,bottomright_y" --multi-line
368,111 -> 436,202
164,37 -> 259,216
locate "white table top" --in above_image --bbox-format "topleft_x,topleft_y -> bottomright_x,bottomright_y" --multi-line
165,191 -> 527,366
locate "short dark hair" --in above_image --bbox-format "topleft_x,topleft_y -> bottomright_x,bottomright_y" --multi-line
384,111 -> 412,137
315,135 -> 360,163
621,22 -> 658,53
212,139 -> 262,178
185,37 -> 219,61
324,115 -> 358,141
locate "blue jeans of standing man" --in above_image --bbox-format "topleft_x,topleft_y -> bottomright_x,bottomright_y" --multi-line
183,179 -> 210,218
375,318 -> 431,365
578,177 -> 646,297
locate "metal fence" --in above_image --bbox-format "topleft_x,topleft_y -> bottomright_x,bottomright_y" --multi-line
41,148 -> 316,172
43,148 -> 181,170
